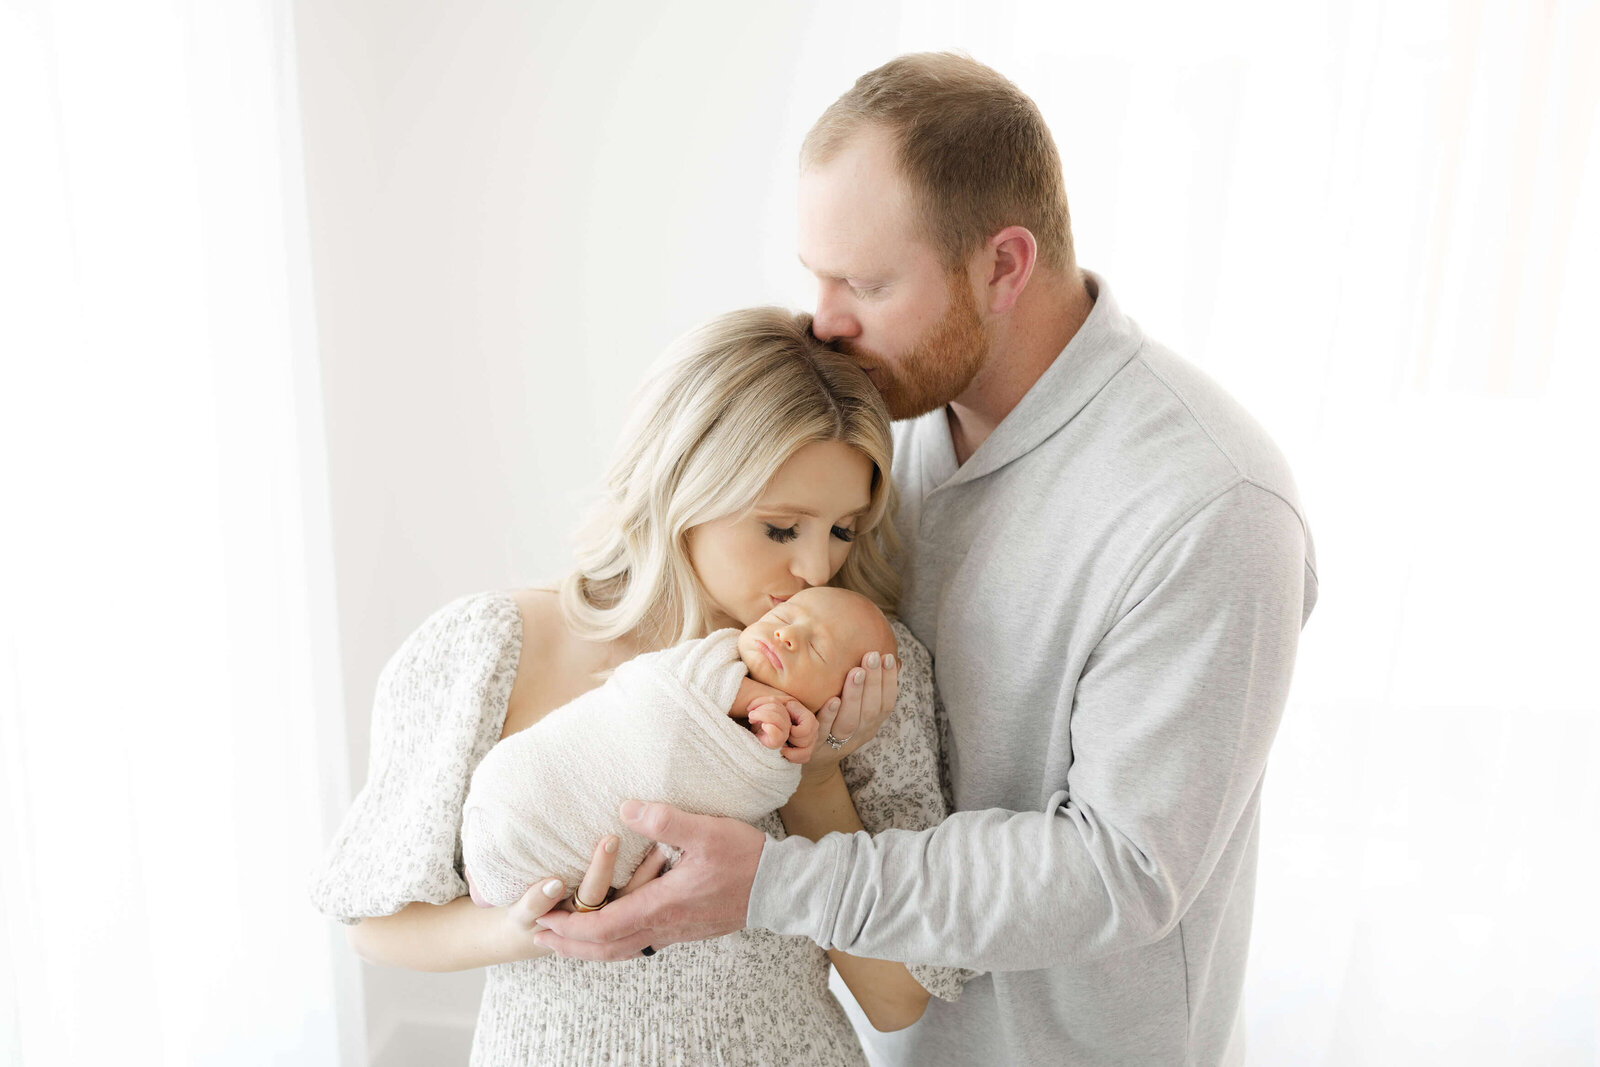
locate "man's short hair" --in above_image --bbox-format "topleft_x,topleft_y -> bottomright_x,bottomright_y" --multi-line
802,52 -> 1075,274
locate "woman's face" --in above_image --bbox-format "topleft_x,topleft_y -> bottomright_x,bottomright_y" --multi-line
685,440 -> 875,630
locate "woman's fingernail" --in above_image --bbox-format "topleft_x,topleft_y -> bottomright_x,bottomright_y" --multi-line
604,836 -> 619,855
542,879 -> 564,899
884,654 -> 895,670
852,669 -> 865,685
621,799 -> 644,821
865,651 -> 880,668
829,699 -> 841,714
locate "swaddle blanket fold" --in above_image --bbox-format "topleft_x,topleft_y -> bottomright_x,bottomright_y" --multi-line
461,629 -> 801,906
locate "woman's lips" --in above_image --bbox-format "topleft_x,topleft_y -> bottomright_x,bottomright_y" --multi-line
756,639 -> 783,672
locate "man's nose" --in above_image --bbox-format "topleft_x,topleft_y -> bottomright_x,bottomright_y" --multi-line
811,286 -> 859,343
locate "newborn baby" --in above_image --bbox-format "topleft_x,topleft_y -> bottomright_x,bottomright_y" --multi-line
461,586 -> 896,907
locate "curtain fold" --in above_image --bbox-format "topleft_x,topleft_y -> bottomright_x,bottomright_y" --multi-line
0,2 -> 357,1064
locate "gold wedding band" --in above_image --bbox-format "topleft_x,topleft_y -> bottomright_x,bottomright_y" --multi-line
571,890 -> 608,912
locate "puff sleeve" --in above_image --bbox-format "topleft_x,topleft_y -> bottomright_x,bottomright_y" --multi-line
308,593 -> 521,925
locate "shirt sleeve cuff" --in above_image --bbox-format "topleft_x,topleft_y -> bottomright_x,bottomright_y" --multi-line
746,830 -> 853,946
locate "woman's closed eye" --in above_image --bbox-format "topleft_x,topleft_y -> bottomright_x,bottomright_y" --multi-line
763,522 -> 857,544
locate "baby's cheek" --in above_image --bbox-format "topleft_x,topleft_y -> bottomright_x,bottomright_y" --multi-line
784,664 -> 837,712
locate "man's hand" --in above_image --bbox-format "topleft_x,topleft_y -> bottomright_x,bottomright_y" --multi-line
531,800 -> 765,961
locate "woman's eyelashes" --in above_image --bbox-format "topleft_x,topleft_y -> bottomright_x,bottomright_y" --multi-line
762,522 -> 857,544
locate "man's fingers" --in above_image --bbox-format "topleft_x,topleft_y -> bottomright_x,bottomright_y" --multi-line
533,926 -> 661,962
574,834 -> 619,910
536,872 -> 663,942
623,844 -> 670,893
618,800 -> 718,849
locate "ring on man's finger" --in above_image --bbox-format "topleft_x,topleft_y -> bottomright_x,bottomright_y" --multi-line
640,945 -> 656,957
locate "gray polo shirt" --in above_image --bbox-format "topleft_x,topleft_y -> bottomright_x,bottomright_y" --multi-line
749,273 -> 1318,1065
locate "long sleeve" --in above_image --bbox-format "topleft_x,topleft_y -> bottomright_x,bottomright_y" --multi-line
835,620 -> 979,1000
307,593 -> 521,925
748,481 -> 1311,971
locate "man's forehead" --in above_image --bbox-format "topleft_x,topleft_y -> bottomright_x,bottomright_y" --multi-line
797,132 -> 919,273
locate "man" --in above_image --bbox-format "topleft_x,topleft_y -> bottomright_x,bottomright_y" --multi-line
537,53 -> 1317,1065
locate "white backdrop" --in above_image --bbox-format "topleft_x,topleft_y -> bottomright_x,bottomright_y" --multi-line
294,1 -> 1600,1062
4,0 -> 1596,1064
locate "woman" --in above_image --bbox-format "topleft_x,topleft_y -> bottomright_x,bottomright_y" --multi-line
309,308 -> 967,1065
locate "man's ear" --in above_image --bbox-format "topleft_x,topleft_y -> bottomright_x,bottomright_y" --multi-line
983,226 -> 1038,314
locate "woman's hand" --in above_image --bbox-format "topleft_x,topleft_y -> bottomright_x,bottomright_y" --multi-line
496,832 -> 671,963
799,649 -> 899,786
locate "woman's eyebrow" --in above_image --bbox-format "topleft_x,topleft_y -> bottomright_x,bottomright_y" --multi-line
756,504 -> 870,519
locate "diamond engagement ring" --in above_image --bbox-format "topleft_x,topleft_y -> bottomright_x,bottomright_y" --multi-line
824,732 -> 853,750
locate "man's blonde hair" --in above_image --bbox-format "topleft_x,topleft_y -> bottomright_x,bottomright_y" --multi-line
561,307 -> 900,648
802,52 -> 1075,274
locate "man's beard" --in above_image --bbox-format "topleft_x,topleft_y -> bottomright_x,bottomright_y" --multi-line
836,272 -> 988,421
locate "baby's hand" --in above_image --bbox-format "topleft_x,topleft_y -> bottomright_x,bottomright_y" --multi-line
746,700 -> 791,750
783,702 -> 819,764
749,696 -> 818,764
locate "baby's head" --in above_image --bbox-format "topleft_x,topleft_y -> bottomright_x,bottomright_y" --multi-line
736,586 -> 896,711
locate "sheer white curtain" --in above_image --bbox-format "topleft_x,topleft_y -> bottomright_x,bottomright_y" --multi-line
885,2 -> 1600,1062
0,2 -> 357,1065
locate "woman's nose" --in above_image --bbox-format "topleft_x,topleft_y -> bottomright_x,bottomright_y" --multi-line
790,541 -> 832,588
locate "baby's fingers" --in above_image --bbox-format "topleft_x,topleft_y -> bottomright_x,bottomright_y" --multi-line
748,704 -> 789,749
788,704 -> 819,747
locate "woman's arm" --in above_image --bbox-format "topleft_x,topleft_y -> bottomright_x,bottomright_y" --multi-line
348,833 -> 662,972
346,892 -> 556,972
779,769 -> 931,1032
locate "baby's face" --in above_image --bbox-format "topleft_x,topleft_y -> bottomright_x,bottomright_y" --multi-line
737,586 -> 895,711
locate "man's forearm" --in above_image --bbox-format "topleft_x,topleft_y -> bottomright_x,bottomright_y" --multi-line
778,770 -> 932,1030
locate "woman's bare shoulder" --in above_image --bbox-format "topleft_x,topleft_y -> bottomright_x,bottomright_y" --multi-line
511,587 -> 565,645
502,587 -> 620,736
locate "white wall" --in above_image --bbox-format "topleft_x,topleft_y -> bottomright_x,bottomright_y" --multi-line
292,1 -> 1600,1063
291,1 -> 911,1056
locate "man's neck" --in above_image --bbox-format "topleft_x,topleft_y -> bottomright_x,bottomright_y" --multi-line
947,269 -> 1095,466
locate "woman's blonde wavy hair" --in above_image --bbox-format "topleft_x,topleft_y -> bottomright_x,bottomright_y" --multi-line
560,307 -> 900,648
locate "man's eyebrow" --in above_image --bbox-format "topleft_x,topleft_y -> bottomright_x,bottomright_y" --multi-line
798,253 -> 848,280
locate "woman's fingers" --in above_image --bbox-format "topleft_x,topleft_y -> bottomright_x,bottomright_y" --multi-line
508,877 -> 568,930
816,697 -> 841,740
571,834 -> 619,911
826,649 -> 899,757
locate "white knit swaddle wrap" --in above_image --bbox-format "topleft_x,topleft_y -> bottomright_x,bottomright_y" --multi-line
461,629 -> 801,907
